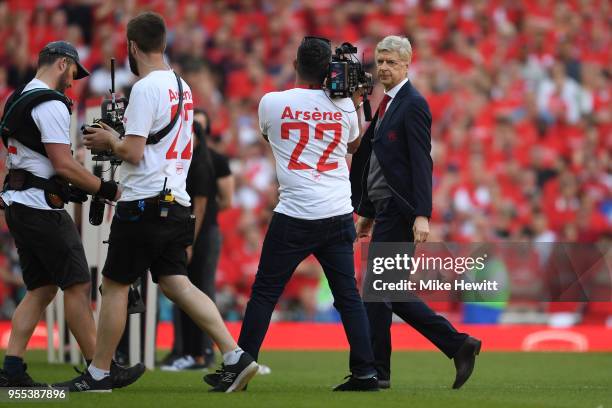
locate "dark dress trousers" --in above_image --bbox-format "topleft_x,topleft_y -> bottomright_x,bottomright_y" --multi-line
350,80 -> 468,381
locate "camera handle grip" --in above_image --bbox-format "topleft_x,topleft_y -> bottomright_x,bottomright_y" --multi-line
89,195 -> 105,226
363,98 -> 372,122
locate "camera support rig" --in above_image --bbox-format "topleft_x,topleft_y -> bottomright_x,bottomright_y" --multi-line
82,58 -> 127,225
83,58 -> 128,164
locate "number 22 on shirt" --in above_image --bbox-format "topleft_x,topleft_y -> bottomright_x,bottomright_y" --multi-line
166,102 -> 193,160
281,121 -> 342,172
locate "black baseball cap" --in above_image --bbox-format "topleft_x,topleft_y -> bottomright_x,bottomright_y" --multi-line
39,41 -> 90,79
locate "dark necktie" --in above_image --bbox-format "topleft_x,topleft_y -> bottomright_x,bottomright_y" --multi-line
378,94 -> 392,119
374,94 -> 392,134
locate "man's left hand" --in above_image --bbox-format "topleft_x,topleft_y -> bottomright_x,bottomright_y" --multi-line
83,122 -> 119,151
413,216 -> 429,243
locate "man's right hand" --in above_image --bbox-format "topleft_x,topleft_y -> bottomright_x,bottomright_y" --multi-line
351,87 -> 365,109
96,179 -> 121,202
355,216 -> 374,241
351,73 -> 372,108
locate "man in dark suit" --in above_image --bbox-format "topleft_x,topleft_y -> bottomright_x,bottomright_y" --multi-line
350,35 -> 481,390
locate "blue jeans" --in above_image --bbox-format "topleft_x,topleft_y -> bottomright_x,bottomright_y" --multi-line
238,212 -> 376,377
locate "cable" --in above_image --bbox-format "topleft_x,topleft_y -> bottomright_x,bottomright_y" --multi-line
322,88 -> 362,115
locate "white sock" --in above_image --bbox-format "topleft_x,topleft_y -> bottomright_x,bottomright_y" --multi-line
223,347 -> 244,366
88,365 -> 110,381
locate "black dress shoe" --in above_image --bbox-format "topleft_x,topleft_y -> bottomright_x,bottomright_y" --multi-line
333,375 -> 379,391
452,336 -> 481,389
378,378 -> 391,389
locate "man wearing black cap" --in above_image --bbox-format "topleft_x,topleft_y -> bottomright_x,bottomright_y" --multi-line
0,41 -> 142,388
38,40 -> 91,83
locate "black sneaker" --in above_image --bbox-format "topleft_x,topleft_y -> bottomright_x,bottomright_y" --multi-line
204,363 -> 270,389
204,372 -> 249,391
0,364 -> 47,387
333,375 -> 379,391
203,370 -> 220,387
52,370 -> 112,392
110,361 -> 146,389
208,353 -> 258,393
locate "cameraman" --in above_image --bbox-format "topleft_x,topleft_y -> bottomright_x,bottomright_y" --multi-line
55,12 -> 257,393
164,110 -> 234,371
0,42 -> 136,388
215,36 -> 379,391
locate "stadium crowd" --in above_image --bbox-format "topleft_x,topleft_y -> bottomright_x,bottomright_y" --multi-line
0,0 -> 610,322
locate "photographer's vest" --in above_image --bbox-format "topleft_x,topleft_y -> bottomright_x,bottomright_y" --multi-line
0,85 -> 74,208
1,85 -> 72,156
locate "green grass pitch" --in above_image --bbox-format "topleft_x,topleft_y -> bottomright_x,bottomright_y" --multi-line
8,350 -> 612,408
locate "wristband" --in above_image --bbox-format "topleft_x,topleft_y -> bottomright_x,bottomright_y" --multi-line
97,179 -> 118,201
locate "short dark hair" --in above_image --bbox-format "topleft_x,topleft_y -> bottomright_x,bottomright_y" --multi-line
37,53 -> 73,69
127,12 -> 166,53
297,37 -> 331,84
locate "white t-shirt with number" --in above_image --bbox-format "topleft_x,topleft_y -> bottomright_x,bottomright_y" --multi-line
0,78 -> 71,210
120,70 -> 194,207
259,88 -> 359,220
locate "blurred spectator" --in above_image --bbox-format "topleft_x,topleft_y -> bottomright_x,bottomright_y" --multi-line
87,41 -> 133,97
0,0 -> 610,322
6,47 -> 35,90
532,212 -> 556,243
536,62 -> 589,124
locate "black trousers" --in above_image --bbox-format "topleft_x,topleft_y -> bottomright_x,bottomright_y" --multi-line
238,212 -> 376,377
4,203 -> 90,290
173,225 -> 221,358
367,198 -> 468,381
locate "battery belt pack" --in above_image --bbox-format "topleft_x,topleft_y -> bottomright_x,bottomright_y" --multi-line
114,198 -> 195,222
3,169 -> 71,209
114,198 -> 154,221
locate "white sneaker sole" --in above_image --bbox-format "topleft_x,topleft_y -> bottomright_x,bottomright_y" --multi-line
226,362 -> 258,393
